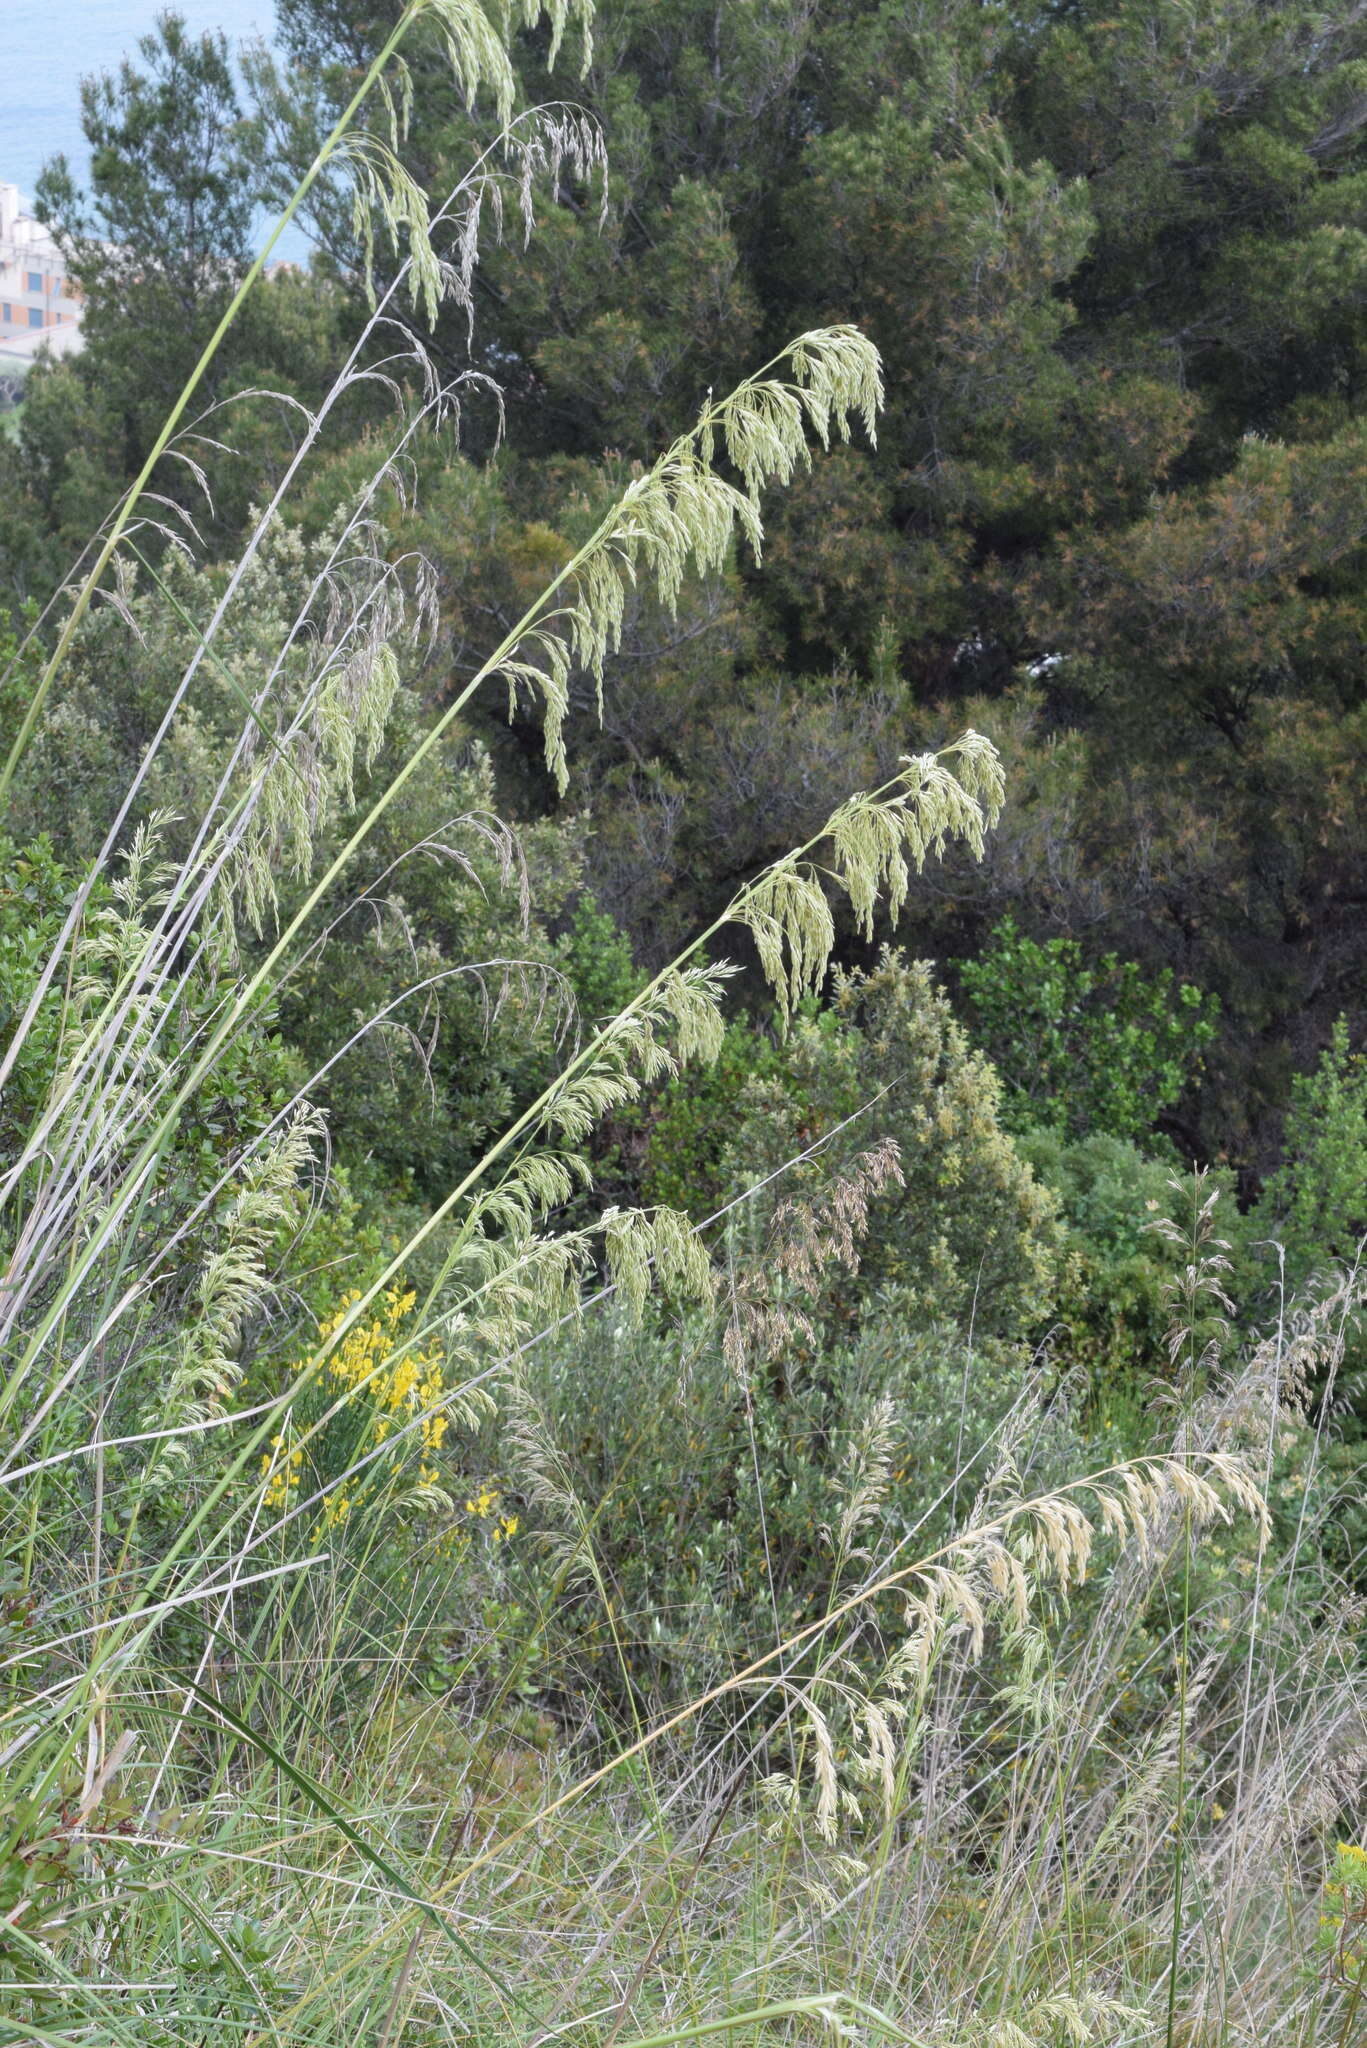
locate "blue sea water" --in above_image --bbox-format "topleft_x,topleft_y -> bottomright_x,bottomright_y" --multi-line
2,0 -> 310,259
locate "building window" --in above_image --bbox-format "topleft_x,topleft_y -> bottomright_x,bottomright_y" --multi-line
29,307 -> 44,327
27,272 -> 43,294
1,304 -> 10,322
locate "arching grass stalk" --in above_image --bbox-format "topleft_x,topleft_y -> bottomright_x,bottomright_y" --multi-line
213,1450 -> 1268,2038
0,13 -> 396,797
0,42 -> 602,1146
0,0 -> 589,805
0,327 -> 878,1216
1164,1501 -> 1194,2048
4,274 -> 981,2048
608,1996 -> 913,2048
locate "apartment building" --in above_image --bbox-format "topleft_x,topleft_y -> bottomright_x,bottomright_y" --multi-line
0,182 -> 83,357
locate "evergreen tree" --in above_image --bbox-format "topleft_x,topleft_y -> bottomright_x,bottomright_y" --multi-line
36,13 -> 267,476
260,0 -> 1367,1173
1,13 -> 352,569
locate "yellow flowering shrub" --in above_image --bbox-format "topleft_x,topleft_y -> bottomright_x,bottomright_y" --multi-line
259,1434 -> 303,1511
255,1286 -> 524,1562
259,1286 -> 451,1528
320,1287 -> 448,1471
462,1482 -> 519,1542
1320,1842 -> 1367,1986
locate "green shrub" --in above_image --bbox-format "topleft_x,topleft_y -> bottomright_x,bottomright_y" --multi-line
553,892 -> 643,1033
275,739 -> 593,1204
1255,1016 -> 1367,1291
721,950 -> 1064,1336
0,834 -> 90,1165
640,1011 -> 785,1217
1247,1018 -> 1367,1536
1021,1130 -> 1230,1397
509,1290 -> 1084,1716
957,915 -> 1219,1142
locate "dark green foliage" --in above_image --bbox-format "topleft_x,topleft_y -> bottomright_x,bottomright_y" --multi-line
641,1014 -> 783,1219
8,13 -> 352,573
1246,1020 -> 1367,1461
255,0 -> 1367,1175
33,13 -> 265,491
634,956 -> 1065,1339
552,895 -> 643,1035
5,0 -> 1364,1184
1020,1130 -> 1197,1395
276,735 -> 593,1203
0,834 -> 87,1167
957,917 -> 1219,1143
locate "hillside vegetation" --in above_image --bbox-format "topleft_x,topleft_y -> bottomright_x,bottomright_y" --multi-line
0,4 -> 1363,2045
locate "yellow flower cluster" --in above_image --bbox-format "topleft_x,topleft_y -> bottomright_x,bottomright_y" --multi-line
464,1482 -> 519,1542
260,1433 -> 303,1511
260,1286 -> 452,1525
321,1287 -> 449,1488
1320,1842 -> 1367,1984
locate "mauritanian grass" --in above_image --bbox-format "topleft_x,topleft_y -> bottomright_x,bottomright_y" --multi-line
1,6 -> 1364,2046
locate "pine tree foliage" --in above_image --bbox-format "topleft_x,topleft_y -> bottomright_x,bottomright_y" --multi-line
496,325 -> 884,790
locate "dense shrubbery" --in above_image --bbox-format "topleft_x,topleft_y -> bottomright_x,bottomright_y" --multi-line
512,1298 -> 1082,1719
722,954 -> 1064,1335
0,832 -> 87,1163
644,954 -> 1063,1335
7,0 -> 1367,1176
956,916 -> 1219,1144
1257,1019 -> 1367,1294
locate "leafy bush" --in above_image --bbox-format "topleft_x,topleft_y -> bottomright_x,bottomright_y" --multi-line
1247,1018 -> 1367,1533
640,1011 -> 785,1216
553,892 -> 643,1032
722,950 -> 1065,1336
1255,1016 -> 1367,1291
957,915 -> 1219,1142
510,1289 -> 1083,1716
0,834 -> 91,1164
1020,1129 -> 1226,1394
275,739 -> 593,1204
